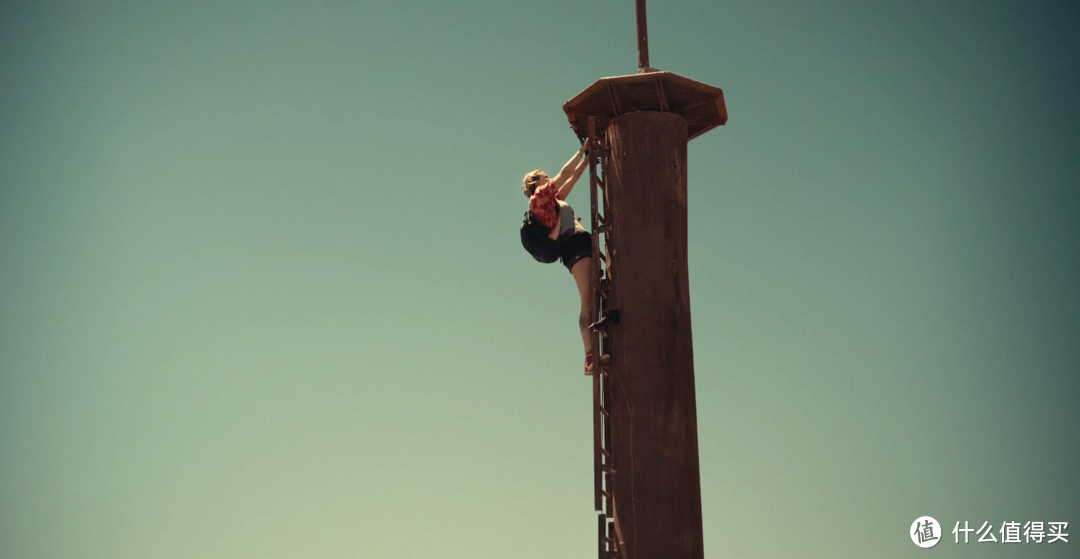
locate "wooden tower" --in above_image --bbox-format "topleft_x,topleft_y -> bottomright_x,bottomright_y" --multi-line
565,2 -> 727,558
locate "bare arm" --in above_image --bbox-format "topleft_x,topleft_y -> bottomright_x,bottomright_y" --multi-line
551,142 -> 588,189
552,140 -> 591,200
556,154 -> 589,200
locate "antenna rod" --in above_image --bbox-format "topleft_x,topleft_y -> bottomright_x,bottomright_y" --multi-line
635,0 -> 650,71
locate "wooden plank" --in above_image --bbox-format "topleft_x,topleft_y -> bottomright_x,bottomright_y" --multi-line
672,94 -> 719,115
563,81 -> 608,112
597,514 -> 606,559
603,368 -> 614,517
606,82 -> 623,116
662,72 -> 724,95
655,77 -> 669,111
567,109 -> 618,118
593,368 -> 602,512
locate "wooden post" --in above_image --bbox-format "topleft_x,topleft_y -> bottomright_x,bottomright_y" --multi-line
635,0 -> 650,71
603,111 -> 703,559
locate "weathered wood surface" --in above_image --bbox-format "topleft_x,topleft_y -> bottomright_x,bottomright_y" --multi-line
635,0 -> 650,71
603,111 -> 703,559
563,72 -> 727,141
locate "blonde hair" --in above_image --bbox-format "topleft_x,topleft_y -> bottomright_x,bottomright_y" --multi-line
523,169 -> 547,197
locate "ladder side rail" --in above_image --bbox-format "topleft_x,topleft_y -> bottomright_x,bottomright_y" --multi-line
588,117 -> 604,512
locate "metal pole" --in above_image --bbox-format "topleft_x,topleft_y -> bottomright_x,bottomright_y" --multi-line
635,0 -> 650,71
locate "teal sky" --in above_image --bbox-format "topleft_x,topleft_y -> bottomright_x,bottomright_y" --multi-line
2,1 -> 1078,558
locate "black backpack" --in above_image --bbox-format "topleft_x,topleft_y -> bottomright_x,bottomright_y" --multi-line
520,210 -> 561,263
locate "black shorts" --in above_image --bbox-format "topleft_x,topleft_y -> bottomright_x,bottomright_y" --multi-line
560,231 -> 593,273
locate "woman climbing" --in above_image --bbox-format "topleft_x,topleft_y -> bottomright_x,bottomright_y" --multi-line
521,141 -> 597,375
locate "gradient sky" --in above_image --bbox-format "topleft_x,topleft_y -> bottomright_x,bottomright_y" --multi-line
1,1 -> 1078,558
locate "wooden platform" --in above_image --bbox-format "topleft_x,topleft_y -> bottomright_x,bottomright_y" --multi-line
563,71 -> 727,141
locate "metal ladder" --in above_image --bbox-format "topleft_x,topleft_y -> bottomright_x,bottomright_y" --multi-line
586,116 -> 623,559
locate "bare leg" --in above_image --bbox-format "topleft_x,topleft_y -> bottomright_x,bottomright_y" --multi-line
571,257 -> 596,357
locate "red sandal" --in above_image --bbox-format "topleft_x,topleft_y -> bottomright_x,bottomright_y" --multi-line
584,352 -> 595,376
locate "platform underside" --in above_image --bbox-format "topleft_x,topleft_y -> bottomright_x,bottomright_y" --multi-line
563,71 -> 727,141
